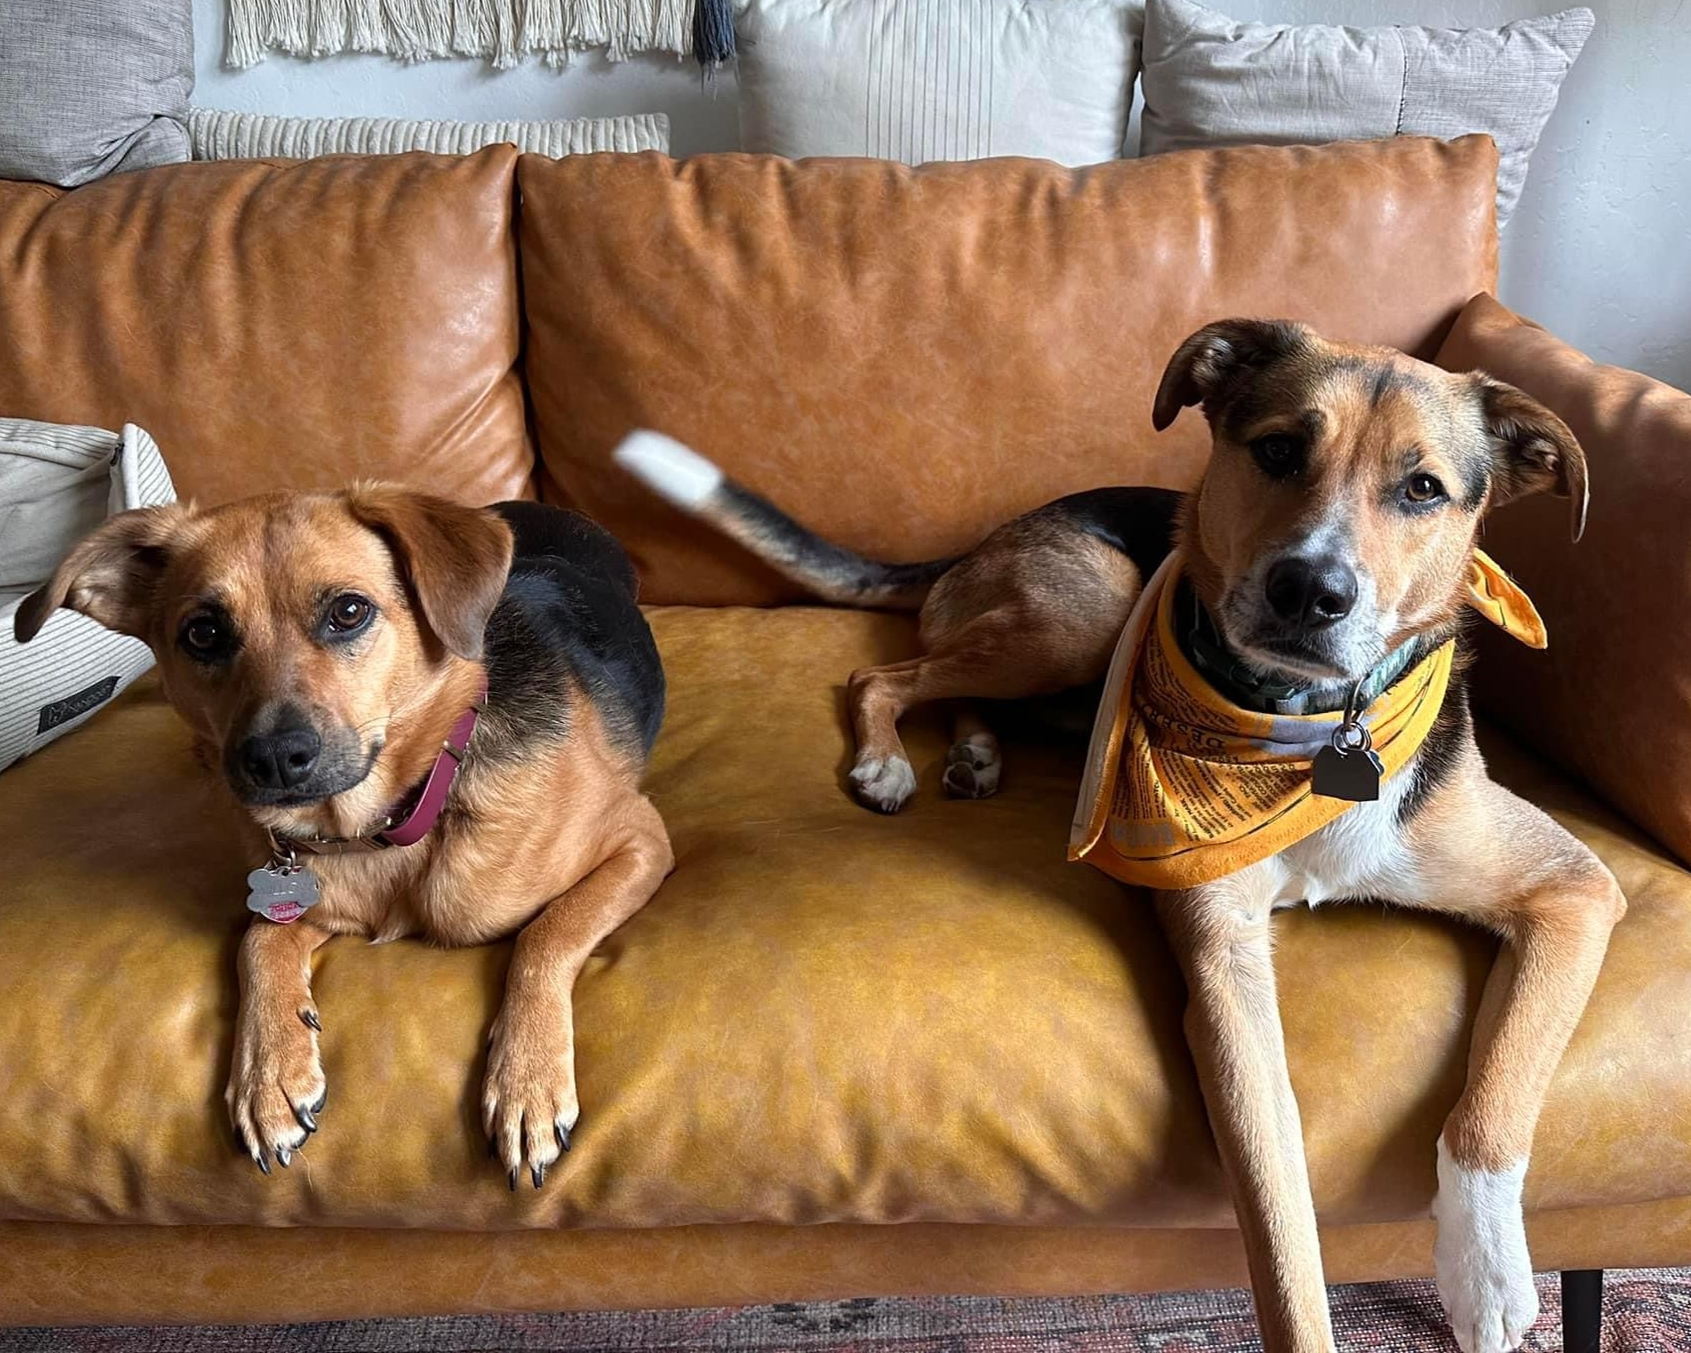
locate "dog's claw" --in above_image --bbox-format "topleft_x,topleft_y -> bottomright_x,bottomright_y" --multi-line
312,1089 -> 327,1114
556,1123 -> 572,1154
293,1103 -> 317,1133
507,1167 -> 519,1193
276,1148 -> 291,1168
255,1150 -> 271,1176
531,1162 -> 546,1189
300,1009 -> 321,1032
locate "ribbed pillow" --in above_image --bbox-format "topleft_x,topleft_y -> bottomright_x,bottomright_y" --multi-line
189,109 -> 670,161
1,420 -> 176,772
735,0 -> 1140,166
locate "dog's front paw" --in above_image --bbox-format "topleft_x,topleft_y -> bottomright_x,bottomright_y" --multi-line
484,992 -> 579,1191
1432,1137 -> 1539,1353
850,753 -> 916,813
226,1002 -> 327,1174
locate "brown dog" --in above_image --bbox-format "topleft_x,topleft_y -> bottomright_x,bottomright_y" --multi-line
14,488 -> 672,1190
616,320 -> 1624,1353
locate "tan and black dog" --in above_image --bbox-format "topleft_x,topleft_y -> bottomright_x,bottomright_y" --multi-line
616,319 -> 1624,1353
14,489 -> 672,1190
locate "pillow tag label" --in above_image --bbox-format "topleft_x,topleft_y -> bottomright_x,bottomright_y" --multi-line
37,676 -> 120,734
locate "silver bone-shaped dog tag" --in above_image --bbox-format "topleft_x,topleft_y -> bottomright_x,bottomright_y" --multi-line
1311,720 -> 1384,802
246,861 -> 322,924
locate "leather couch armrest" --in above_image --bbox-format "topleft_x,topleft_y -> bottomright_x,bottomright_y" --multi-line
1435,294 -> 1691,864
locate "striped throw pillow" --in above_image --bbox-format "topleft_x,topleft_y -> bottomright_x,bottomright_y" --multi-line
1,420 -> 176,772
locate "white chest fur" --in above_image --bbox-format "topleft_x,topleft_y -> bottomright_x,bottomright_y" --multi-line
1249,759 -> 1424,910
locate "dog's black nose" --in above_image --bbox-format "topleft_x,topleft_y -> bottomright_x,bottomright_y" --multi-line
1265,555 -> 1357,630
238,727 -> 322,790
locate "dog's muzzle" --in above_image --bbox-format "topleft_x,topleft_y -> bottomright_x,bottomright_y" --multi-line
224,703 -> 373,807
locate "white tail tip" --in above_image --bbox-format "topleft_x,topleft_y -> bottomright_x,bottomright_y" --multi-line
612,430 -> 723,512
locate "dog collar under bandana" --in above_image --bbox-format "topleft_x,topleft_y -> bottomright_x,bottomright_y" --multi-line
1182,581 -> 1421,716
1068,550 -> 1544,892
246,675 -> 488,923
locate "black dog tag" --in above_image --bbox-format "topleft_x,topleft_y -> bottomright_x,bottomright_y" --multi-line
1311,742 -> 1384,801
1312,681 -> 1385,803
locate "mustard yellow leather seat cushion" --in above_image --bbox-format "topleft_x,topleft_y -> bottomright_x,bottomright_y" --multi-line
1,607 -> 1687,1231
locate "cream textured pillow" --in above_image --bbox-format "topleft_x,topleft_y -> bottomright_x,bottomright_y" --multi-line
735,0 -> 1141,165
0,420 -> 176,772
1139,0 -> 1592,226
189,109 -> 670,161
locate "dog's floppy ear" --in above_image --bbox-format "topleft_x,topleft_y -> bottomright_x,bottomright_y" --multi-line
1152,318 -> 1314,431
13,504 -> 188,644
348,486 -> 515,662
1473,375 -> 1589,542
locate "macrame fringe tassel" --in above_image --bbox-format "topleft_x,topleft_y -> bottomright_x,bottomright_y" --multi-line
692,0 -> 736,75
224,0 -> 694,69
348,0 -> 386,53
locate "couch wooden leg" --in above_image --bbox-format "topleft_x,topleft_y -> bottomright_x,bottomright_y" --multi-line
1561,1268 -> 1604,1353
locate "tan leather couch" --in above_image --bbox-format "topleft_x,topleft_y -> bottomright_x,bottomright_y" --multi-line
3,136 -> 1689,1327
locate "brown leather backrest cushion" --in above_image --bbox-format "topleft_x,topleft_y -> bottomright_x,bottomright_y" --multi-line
1437,294 -> 1691,864
0,148 -> 533,507
520,136 -> 1500,605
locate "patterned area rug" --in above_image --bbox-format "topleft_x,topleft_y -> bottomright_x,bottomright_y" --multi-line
5,1271 -> 1688,1351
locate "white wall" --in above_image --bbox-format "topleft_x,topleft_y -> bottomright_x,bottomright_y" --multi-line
193,0 -> 1690,388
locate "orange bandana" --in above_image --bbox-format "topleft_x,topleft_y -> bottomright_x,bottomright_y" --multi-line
1068,550 -> 1544,891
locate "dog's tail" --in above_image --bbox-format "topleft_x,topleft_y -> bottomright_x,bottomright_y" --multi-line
613,431 -> 956,610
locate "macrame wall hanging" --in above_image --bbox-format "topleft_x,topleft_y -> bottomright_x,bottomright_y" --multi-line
224,0 -> 697,69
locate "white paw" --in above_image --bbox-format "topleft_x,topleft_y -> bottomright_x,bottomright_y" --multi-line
942,734 -> 1002,799
850,754 -> 917,813
1432,1137 -> 1539,1352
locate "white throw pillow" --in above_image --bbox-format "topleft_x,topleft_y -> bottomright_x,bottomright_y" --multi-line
1139,0 -> 1593,227
189,109 -> 670,161
0,420 -> 176,773
735,0 -> 1142,165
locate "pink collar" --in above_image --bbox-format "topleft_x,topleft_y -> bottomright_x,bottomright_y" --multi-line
269,675 -> 488,858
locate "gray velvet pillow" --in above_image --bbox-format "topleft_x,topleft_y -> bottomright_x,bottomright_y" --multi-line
0,0 -> 193,187
1140,0 -> 1593,227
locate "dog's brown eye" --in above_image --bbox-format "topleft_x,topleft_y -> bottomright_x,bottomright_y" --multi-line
327,594 -> 374,634
1405,473 -> 1445,504
179,612 -> 234,663
1250,434 -> 1305,479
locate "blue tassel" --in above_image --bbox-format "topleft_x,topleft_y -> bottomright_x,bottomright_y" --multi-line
693,0 -> 736,77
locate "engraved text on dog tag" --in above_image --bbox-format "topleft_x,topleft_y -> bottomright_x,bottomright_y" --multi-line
246,863 -> 322,925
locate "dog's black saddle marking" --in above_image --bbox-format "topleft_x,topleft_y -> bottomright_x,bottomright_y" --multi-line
1047,486 -> 1185,581
482,501 -> 665,763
